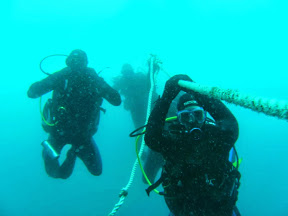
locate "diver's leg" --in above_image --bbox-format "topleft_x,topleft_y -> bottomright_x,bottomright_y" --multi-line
42,150 -> 61,178
76,137 -> 102,176
142,148 -> 165,183
42,135 -> 76,179
57,146 -> 77,179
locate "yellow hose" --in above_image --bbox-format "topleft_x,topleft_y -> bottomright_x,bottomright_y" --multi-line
39,97 -> 56,126
135,116 -> 178,195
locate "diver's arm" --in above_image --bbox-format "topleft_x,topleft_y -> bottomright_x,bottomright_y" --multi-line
96,76 -> 121,106
145,74 -> 192,152
27,69 -> 65,98
144,97 -> 171,152
196,94 -> 239,144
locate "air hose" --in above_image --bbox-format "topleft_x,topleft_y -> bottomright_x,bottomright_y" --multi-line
39,54 -> 68,75
39,97 -> 57,126
135,116 -> 177,195
39,54 -> 68,126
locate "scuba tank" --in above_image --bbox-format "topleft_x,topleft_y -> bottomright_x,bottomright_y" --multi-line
41,140 -> 59,160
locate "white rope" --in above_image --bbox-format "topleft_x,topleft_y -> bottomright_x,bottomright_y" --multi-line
138,56 -> 156,157
108,56 -> 157,216
178,80 -> 288,121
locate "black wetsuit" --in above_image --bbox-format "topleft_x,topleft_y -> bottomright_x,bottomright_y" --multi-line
113,72 -> 152,127
28,67 -> 121,179
145,93 -> 241,216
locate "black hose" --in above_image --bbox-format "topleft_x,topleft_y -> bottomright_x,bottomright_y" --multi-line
97,67 -> 111,75
129,125 -> 147,137
39,54 -> 68,75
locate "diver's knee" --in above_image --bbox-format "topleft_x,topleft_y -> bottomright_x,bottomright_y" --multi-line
59,173 -> 72,179
90,167 -> 102,176
45,168 -> 60,179
92,169 -> 102,176
45,166 -> 71,179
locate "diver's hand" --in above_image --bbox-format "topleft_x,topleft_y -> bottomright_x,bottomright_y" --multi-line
162,74 -> 192,101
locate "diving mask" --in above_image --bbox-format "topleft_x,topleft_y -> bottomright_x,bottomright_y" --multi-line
177,107 -> 206,126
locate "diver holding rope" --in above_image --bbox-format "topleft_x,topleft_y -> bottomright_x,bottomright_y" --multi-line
144,74 -> 241,216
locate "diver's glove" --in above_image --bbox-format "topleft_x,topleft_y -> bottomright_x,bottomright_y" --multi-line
162,74 -> 193,102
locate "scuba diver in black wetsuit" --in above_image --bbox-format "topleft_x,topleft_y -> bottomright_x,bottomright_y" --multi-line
113,63 -> 154,128
27,49 -> 121,179
144,75 -> 241,216
113,62 -> 167,184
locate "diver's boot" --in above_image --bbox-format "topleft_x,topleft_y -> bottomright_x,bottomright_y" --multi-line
41,140 -> 60,160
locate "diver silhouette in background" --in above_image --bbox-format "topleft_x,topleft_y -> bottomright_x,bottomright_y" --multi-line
27,49 -> 121,179
113,62 -> 167,183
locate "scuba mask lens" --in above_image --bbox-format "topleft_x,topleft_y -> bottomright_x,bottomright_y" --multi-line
192,108 -> 206,124
177,107 -> 206,125
178,111 -> 195,125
